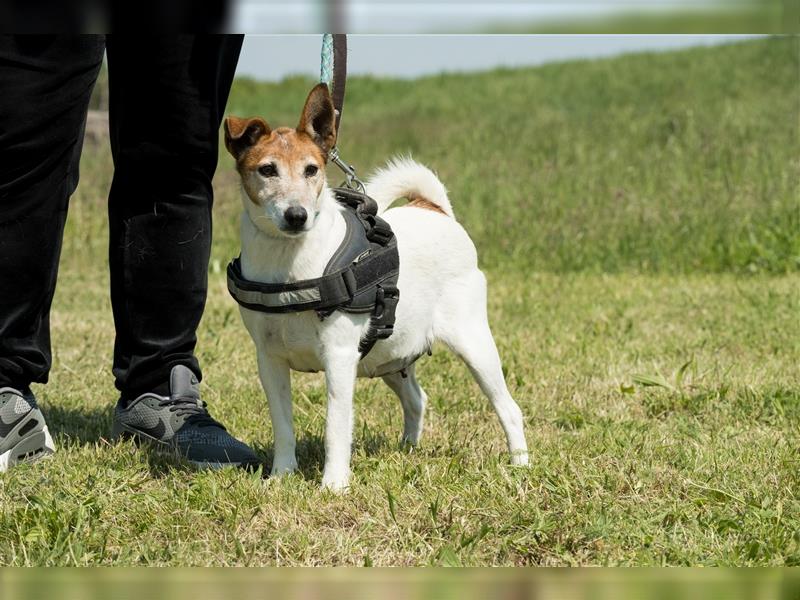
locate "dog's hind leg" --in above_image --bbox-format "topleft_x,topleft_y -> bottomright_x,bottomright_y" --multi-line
436,272 -> 529,465
383,363 -> 427,445
256,353 -> 298,476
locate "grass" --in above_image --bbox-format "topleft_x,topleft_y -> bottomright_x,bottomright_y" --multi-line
0,37 -> 798,566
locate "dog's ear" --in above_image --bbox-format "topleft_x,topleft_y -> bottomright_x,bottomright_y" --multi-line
297,83 -> 337,159
224,116 -> 270,160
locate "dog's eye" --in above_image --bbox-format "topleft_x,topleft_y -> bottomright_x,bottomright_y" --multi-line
258,163 -> 278,178
304,164 -> 319,178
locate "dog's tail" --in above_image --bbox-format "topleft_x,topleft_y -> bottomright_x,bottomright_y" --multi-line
365,157 -> 454,218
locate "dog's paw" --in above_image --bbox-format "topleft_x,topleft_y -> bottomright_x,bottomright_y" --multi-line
320,470 -> 351,493
510,451 -> 529,466
270,457 -> 298,477
401,430 -> 422,446
320,481 -> 350,494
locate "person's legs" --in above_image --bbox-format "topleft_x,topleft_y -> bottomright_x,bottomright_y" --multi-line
0,35 -> 103,469
106,35 -> 259,468
105,34 -> 243,397
0,35 -> 104,390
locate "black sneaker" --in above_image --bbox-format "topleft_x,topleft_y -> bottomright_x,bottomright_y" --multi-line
0,386 -> 55,471
112,365 -> 261,470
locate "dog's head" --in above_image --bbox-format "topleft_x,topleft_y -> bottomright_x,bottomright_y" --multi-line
224,83 -> 337,237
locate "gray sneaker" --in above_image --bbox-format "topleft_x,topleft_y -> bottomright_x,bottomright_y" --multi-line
0,387 -> 55,471
112,365 -> 261,470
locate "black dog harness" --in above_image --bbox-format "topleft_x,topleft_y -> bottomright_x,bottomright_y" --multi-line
226,188 -> 400,358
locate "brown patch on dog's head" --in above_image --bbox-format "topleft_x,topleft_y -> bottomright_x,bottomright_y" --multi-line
407,194 -> 448,216
224,116 -> 271,161
237,127 -> 326,171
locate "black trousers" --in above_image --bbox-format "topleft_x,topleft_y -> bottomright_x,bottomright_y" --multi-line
0,35 -> 243,396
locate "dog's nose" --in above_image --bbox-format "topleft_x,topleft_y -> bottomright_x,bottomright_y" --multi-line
284,206 -> 308,230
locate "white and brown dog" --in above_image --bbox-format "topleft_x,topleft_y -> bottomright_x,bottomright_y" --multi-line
224,84 -> 528,491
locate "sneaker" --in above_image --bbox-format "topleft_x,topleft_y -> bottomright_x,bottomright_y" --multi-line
0,387 -> 55,471
112,365 -> 261,470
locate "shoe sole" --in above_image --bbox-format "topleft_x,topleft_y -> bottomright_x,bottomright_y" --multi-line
0,426 -> 55,472
113,422 -> 255,471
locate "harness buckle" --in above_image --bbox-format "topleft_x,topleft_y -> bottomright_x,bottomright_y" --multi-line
374,285 -> 385,318
372,284 -> 399,339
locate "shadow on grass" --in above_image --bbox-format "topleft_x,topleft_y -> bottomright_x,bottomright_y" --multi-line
42,404 -> 397,481
252,436 -> 326,481
40,404 -> 242,479
255,428 -> 395,481
43,404 -> 187,478
43,403 -> 113,446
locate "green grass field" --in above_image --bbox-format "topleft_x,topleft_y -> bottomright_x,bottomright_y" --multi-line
0,37 -> 797,566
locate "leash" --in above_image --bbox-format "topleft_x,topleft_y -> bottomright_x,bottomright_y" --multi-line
320,33 -> 347,136
320,33 -> 365,192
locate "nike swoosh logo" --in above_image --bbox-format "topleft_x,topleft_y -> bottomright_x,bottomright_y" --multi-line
128,420 -> 166,441
0,413 -> 29,437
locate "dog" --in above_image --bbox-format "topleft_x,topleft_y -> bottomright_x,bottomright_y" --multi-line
224,83 -> 528,491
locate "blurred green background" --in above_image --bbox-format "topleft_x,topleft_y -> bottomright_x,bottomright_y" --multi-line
85,36 -> 800,277
230,36 -> 797,276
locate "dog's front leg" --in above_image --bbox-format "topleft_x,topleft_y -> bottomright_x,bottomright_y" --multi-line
320,347 -> 360,492
256,352 -> 297,476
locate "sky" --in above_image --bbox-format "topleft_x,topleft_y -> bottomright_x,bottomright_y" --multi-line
230,1 -> 733,34
235,35 -> 761,81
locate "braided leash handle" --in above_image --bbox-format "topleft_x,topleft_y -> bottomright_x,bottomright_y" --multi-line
321,34 -> 348,137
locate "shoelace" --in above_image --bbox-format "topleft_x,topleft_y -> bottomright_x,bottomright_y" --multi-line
158,396 -> 226,429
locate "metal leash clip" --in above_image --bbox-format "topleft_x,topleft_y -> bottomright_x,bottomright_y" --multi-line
329,147 -> 366,193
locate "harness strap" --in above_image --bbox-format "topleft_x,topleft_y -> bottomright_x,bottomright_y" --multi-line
227,259 -> 355,315
226,233 -> 400,316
